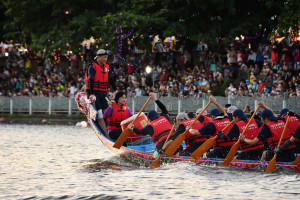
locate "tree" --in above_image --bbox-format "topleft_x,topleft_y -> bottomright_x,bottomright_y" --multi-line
0,0 -> 298,57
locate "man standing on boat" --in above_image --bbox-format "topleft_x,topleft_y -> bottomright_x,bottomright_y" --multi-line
128,93 -> 174,153
189,97 -> 235,158
241,107 -> 296,162
218,109 -> 264,160
85,49 -> 110,137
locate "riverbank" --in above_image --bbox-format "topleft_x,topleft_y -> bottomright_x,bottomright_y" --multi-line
0,114 -> 86,125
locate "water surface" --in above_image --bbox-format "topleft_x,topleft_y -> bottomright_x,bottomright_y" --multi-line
0,124 -> 299,200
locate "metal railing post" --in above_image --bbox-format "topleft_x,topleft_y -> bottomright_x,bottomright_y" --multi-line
68,99 -> 72,115
132,98 -> 135,114
49,97 -> 52,115
178,98 -> 181,114
29,98 -> 32,115
10,98 -> 13,114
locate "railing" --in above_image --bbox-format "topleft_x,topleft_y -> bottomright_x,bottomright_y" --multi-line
0,95 -> 299,115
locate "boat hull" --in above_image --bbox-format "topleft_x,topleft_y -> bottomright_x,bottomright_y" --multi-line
76,92 -> 300,173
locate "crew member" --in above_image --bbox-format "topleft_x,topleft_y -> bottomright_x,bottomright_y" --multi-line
104,91 -> 133,140
219,109 -> 264,160
280,108 -> 300,134
173,113 -> 208,156
195,108 -> 212,125
274,124 -> 300,153
189,97 -> 235,158
241,109 -> 296,162
85,49 -> 110,137
128,93 -> 174,152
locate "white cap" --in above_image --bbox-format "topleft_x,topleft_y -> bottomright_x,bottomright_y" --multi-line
96,49 -> 109,56
94,49 -> 109,60
227,106 -> 238,114
196,108 -> 207,115
176,113 -> 189,120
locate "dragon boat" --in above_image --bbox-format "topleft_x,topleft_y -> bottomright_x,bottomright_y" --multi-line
75,92 -> 300,173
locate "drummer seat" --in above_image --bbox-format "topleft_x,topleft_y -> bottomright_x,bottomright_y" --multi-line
129,136 -> 151,146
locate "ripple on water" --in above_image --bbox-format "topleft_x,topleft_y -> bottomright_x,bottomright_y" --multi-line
1,124 -> 300,200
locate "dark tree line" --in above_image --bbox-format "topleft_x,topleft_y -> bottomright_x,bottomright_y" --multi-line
0,0 -> 299,56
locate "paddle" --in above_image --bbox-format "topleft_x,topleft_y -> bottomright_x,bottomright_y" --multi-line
191,121 -> 234,159
164,100 -> 212,157
265,115 -> 291,173
293,154 -> 300,168
191,107 -> 248,159
222,104 -> 261,167
150,120 -> 176,169
113,97 -> 151,149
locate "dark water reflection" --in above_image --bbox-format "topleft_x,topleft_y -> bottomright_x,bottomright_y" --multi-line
0,124 -> 300,200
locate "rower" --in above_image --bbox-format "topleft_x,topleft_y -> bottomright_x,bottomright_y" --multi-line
172,112 -> 207,156
195,108 -> 212,125
241,104 -> 296,162
228,106 -> 237,121
219,109 -> 264,160
189,97 -> 235,158
280,108 -> 300,153
127,93 -> 174,153
104,91 -> 133,140
274,124 -> 300,153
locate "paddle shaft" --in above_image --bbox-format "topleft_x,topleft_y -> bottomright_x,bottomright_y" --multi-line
177,100 -> 212,138
113,97 -> 151,149
150,121 -> 176,169
293,154 -> 300,167
265,115 -> 290,173
191,108 -> 247,160
132,97 -> 151,125
164,101 -> 212,157
162,120 -> 177,150
266,116 -> 290,173
222,105 -> 260,167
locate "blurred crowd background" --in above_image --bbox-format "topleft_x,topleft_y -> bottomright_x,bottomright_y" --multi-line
0,39 -> 299,100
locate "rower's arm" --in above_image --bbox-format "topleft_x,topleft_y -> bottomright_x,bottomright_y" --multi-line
242,137 -> 260,146
209,96 -> 227,116
155,100 -> 168,115
132,125 -> 154,137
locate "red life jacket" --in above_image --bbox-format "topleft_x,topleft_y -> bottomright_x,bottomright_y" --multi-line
236,119 -> 264,152
212,118 -> 235,149
266,120 -> 295,150
201,115 -> 212,126
107,102 -> 130,130
85,62 -> 109,91
283,115 -> 300,135
150,116 -> 174,145
181,118 -> 206,148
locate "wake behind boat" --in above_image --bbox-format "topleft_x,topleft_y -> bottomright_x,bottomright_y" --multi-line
75,92 -> 300,173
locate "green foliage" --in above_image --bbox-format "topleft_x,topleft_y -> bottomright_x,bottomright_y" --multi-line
0,0 -> 299,56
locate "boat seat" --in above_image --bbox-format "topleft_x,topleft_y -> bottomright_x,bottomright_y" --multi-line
130,136 -> 151,146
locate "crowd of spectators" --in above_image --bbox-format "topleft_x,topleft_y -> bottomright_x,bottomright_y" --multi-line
0,39 -> 300,100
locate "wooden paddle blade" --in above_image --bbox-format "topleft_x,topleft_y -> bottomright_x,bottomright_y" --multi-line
150,154 -> 161,169
164,133 -> 186,157
113,128 -> 131,149
222,141 -> 241,167
191,136 -> 218,159
265,154 -> 277,173
293,154 -> 300,167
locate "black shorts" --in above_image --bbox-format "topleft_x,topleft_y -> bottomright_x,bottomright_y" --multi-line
265,149 -> 295,162
206,147 -> 231,159
87,90 -> 108,110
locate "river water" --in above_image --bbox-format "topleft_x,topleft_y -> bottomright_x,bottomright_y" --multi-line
1,124 -> 300,200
